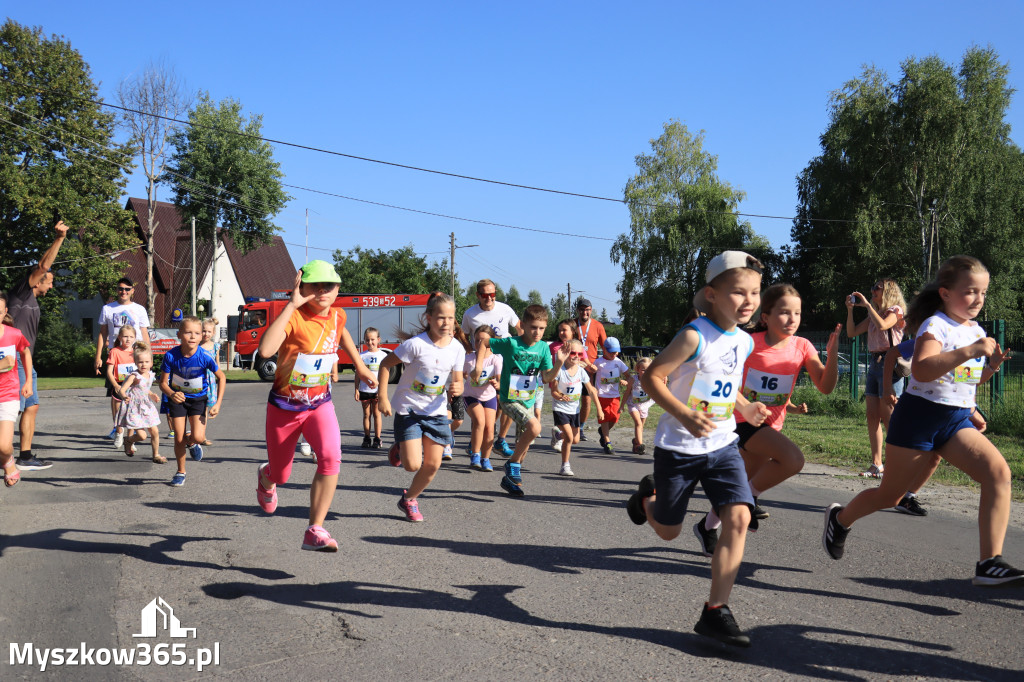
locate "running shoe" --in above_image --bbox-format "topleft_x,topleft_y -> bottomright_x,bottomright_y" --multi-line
626,474 -> 655,525
860,464 -> 884,478
693,514 -> 719,557
256,463 -> 278,514
752,498 -> 770,519
601,437 -> 613,454
469,453 -> 483,470
398,492 -> 424,522
500,475 -> 524,497
694,603 -> 750,648
113,430 -> 124,449
550,426 -> 563,450
895,494 -> 927,516
480,458 -> 493,472
495,438 -> 515,458
442,444 -> 453,461
372,436 -> 382,449
823,503 -> 849,560
636,443 -> 645,456
170,472 -> 187,487
188,443 -> 203,462
106,428 -> 117,440
579,431 -> 589,442
559,462 -> 574,477
503,460 -> 522,485
973,555 -> 1024,586
361,435 -> 372,448
16,457 -> 53,471
388,443 -> 402,467
301,525 -> 339,551
167,430 -> 175,440
631,437 -> 639,454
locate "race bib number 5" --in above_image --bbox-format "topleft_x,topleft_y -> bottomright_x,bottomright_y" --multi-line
742,369 -> 795,407
507,374 -> 537,401
687,371 -> 738,422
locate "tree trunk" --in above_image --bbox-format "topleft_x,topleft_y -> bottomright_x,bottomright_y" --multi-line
146,195 -> 158,323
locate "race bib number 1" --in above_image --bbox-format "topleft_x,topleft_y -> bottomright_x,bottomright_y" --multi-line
290,353 -> 334,388
687,371 -> 738,422
742,369 -> 795,407
116,363 -> 138,383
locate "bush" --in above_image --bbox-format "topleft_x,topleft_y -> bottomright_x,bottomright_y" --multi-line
986,394 -> 1024,437
791,384 -> 866,420
33,318 -> 95,376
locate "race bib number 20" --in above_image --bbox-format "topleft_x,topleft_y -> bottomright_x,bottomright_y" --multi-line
687,371 -> 738,422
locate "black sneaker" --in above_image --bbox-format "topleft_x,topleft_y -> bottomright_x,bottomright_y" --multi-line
694,603 -> 750,647
626,474 -> 655,525
372,436 -> 382,449
752,498 -> 769,519
895,494 -> 927,517
579,431 -> 588,442
693,514 -> 719,557
361,435 -> 372,448
973,555 -> 1024,586
823,503 -> 849,560
500,475 -> 524,497
16,457 -> 53,471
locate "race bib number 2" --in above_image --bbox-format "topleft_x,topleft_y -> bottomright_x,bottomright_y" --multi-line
171,373 -> 204,395
687,371 -> 738,422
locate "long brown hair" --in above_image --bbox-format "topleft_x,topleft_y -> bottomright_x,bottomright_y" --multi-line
752,283 -> 800,333
906,256 -> 988,334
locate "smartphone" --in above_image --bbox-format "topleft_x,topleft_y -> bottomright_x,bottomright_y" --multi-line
849,295 -> 857,304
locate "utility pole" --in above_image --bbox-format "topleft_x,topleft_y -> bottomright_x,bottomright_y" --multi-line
450,232 -> 456,298
305,208 -> 309,263
567,283 -> 571,310
191,217 -> 197,316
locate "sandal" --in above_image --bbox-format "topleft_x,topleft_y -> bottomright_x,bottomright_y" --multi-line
3,461 -> 20,487
859,464 -> 884,478
151,455 -> 167,464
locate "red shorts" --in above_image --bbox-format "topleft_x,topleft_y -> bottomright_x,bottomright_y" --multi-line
598,397 -> 621,424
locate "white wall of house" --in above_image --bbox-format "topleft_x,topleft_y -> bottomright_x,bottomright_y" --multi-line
64,294 -> 106,340
197,238 -> 244,325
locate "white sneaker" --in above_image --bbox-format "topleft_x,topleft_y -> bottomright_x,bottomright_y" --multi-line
113,430 -> 124,449
559,462 -> 574,477
442,444 -> 453,461
549,426 -> 563,450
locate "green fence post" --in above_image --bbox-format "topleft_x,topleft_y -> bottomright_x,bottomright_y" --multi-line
850,335 -> 859,401
992,319 -> 1005,404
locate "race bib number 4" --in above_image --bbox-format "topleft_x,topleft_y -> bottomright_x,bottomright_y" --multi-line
411,367 -> 448,396
290,353 -> 334,388
171,373 -> 204,395
507,373 -> 538,401
688,371 -> 738,422
742,369 -> 795,407
0,345 -> 15,373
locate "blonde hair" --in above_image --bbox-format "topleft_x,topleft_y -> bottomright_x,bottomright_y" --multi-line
874,279 -> 907,315
116,324 -> 137,344
132,341 -> 152,363
202,317 -> 219,329
634,356 -> 653,370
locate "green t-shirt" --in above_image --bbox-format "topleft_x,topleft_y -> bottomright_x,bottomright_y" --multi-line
489,336 -> 553,408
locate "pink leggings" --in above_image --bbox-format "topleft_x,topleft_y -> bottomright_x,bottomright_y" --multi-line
265,401 -> 341,482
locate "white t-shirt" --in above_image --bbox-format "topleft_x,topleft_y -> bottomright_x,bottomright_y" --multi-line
359,349 -> 388,393
654,317 -> 753,455
461,302 -> 520,349
551,365 -> 589,415
594,356 -> 629,398
905,311 -> 987,408
390,332 -> 466,417
462,351 -> 502,402
99,302 -> 150,348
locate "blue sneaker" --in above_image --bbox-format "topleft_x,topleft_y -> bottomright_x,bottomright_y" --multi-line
480,457 -> 494,472
106,428 -> 117,440
469,453 -> 483,470
189,444 -> 204,461
495,438 -> 515,458
170,472 -> 186,486
503,460 -> 522,485
500,475 -> 524,497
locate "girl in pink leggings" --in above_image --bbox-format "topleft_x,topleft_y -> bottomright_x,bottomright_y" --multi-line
256,262 -> 378,552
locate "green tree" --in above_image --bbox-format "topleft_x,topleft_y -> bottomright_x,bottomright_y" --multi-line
505,284 -> 527,318
549,292 -> 571,325
791,47 -> 1024,328
612,121 -> 773,345
0,20 -> 137,303
164,92 -> 291,320
333,245 -> 451,295
527,289 -> 544,307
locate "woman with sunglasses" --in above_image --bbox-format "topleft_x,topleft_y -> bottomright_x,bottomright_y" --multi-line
845,278 -> 907,478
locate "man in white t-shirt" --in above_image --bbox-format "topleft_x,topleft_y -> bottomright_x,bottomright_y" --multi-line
461,279 -> 523,456
94,277 -> 151,374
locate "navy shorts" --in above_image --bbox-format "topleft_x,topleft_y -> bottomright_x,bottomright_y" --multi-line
358,391 -> 379,402
168,396 -> 208,419
394,412 -> 452,446
865,353 -> 905,398
650,442 -> 754,527
886,393 -> 975,452
553,411 -> 580,428
464,395 -> 498,411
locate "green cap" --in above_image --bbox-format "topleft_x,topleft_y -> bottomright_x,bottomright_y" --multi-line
300,260 -> 341,284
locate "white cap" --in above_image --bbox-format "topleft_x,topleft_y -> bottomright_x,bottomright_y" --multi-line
692,251 -> 763,313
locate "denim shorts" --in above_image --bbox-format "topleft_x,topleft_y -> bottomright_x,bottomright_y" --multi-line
17,358 -> 38,411
394,412 -> 452,446
865,353 -> 905,398
650,443 -> 754,527
886,393 -> 975,452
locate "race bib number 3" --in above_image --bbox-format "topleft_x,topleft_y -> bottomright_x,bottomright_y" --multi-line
0,345 -> 15,373
742,369 -> 795,407
171,374 -> 204,394
507,374 -> 537,401
290,353 -> 334,388
688,372 -> 738,422
411,367 -> 448,396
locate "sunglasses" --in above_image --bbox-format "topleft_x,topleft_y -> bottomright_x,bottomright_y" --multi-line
117,287 -> 133,292
871,284 -> 883,291
570,352 -> 586,358
478,292 -> 496,299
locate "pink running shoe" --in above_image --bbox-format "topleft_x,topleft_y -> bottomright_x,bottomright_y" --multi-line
256,463 -> 278,514
301,525 -> 339,552
398,491 -> 424,522
388,442 -> 402,467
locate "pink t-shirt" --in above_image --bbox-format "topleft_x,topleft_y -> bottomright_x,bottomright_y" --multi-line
737,332 -> 817,430
867,305 -> 905,352
462,351 -> 502,402
0,325 -> 29,403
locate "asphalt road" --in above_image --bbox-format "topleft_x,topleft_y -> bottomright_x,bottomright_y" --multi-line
1,380 -> 1022,681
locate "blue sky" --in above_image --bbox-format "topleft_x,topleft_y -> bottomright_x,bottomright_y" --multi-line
7,2 -> 1024,315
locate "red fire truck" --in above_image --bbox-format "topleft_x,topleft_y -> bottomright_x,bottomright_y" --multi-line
234,293 -> 430,381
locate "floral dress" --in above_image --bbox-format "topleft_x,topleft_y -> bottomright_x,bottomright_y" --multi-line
120,371 -> 161,429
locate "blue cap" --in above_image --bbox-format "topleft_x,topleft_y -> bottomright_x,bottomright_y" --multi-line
604,337 -> 621,353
